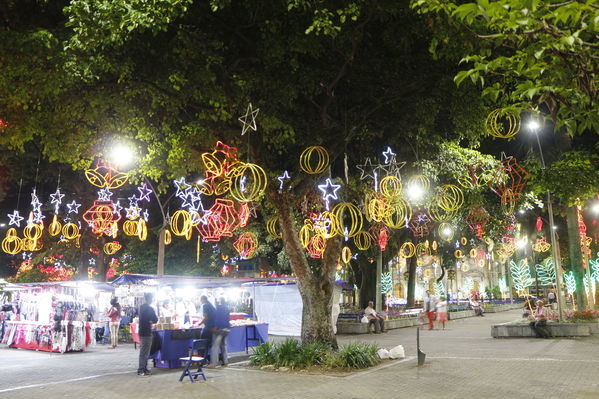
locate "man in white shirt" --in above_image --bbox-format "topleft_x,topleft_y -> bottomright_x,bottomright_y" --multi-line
364,301 -> 386,333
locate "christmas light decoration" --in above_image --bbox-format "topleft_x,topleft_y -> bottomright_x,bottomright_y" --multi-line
50,189 -> 65,213
170,210 -> 193,237
356,158 -> 380,181
438,223 -> 455,242
384,197 -> 412,230
23,223 -> 43,241
536,258 -> 556,286
436,184 -> 464,212
381,272 -> 393,294
400,242 -> 416,258
416,242 -> 431,257
306,235 -> 326,258
564,271 -> 577,294
97,188 -> 113,201
370,224 -> 390,251
366,195 -> 392,222
341,246 -> 352,264
500,188 -> 516,215
317,178 -> 341,210
238,103 -> 260,135
164,230 -> 172,245
266,216 -> 282,239
510,259 -> 533,293
454,249 -> 464,259
379,176 -> 402,199
433,281 -> 445,297
354,230 -> 372,250
62,223 -> 80,240
532,237 -> 551,253
408,210 -> 432,237
137,219 -> 148,241
485,108 -> 521,139
457,162 -> 494,189
48,215 -> 62,236
8,211 -> 25,227
199,141 -> 240,196
123,220 -> 138,236
489,154 -> 529,202
85,158 -> 129,189
83,200 -> 122,235
277,171 -> 291,191
2,228 -> 23,255
299,146 -> 329,175
404,175 -> 430,204
104,241 -> 122,255
229,163 -> 268,202
331,202 -> 363,238
136,183 -> 152,202
197,199 -> 245,242
66,200 -> 82,214
233,232 -> 258,258
382,147 -> 396,164
466,206 -> 490,239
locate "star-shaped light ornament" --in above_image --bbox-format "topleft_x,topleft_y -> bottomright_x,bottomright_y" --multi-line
8,210 -> 24,227
126,206 -> 141,220
142,209 -> 150,222
136,183 -> 152,202
238,103 -> 260,136
356,158 -> 383,181
382,147 -> 396,164
174,177 -> 192,197
31,190 -> 42,213
380,159 -> 407,179
66,200 -> 82,214
128,194 -> 139,208
50,189 -> 65,213
98,188 -> 113,201
113,201 -> 123,215
317,178 -> 341,210
89,258 -> 96,265
277,171 -> 291,191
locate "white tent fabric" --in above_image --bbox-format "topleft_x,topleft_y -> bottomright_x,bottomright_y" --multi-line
254,284 -> 303,336
253,283 -> 344,336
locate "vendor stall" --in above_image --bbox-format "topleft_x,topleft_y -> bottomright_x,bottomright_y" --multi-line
1,281 -> 112,353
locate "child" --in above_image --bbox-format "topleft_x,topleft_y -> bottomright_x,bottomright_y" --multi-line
436,296 -> 448,330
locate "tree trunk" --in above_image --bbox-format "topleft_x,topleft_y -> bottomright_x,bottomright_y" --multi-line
270,190 -> 340,348
357,256 -> 375,309
157,228 -> 166,276
406,254 -> 417,307
566,206 -> 587,309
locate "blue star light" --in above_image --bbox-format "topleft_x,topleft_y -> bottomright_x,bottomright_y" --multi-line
7,210 -> 24,227
277,171 -> 291,191
317,178 -> 341,210
382,147 -> 396,164
174,177 -> 192,197
136,183 -> 152,202
98,188 -> 113,201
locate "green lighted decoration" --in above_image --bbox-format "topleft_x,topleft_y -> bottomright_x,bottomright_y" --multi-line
535,258 -> 556,287
584,274 -> 592,294
564,271 -> 577,294
464,277 -> 474,293
510,260 -> 533,293
498,277 -> 507,293
433,280 -> 445,297
591,252 -> 599,283
381,272 -> 393,295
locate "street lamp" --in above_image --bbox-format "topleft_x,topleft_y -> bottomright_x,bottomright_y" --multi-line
527,117 -> 565,321
109,142 -> 135,167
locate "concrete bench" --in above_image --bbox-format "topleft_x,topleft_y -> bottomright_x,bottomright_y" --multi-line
336,316 -> 419,334
491,322 -> 597,338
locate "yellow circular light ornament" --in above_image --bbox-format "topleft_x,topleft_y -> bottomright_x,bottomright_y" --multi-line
123,220 -> 138,236
331,202 -> 363,238
266,217 -> 282,239
137,219 -> 148,241
164,230 -> 172,245
354,231 -> 372,251
438,223 -> 455,242
432,240 -> 438,251
485,108 -> 521,139
384,197 -> 412,229
416,242 -> 431,257
501,188 -> 516,215
400,242 -> 416,258
299,223 -> 313,248
2,228 -> 22,255
299,146 -> 329,175
229,162 -> 268,202
461,264 -> 470,272
437,184 -> 464,212
379,176 -> 402,199
460,237 -> 468,246
23,223 -> 43,241
170,210 -> 192,237
470,249 -> 477,258
368,197 -> 392,223
454,250 -> 463,259
341,246 -> 352,264
49,215 -> 62,236
62,223 -> 80,240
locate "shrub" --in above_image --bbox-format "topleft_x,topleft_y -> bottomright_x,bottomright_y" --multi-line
564,309 -> 599,322
275,338 -> 302,368
338,342 -> 380,369
297,342 -> 328,368
249,341 -> 277,366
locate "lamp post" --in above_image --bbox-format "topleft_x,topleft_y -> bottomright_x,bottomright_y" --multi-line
527,119 -> 565,321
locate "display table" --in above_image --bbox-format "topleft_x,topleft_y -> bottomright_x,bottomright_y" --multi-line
148,323 -> 269,368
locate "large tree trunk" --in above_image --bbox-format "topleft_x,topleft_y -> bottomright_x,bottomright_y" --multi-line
357,256 -> 375,309
566,206 -> 587,309
270,190 -> 341,348
406,254 -> 417,307
157,228 -> 166,275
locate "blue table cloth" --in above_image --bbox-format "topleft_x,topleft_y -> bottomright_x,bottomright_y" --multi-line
149,323 -> 269,368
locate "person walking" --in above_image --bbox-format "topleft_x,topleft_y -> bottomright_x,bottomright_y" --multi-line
207,297 -> 231,369
435,296 -> 448,330
423,291 -> 436,330
107,298 -> 121,349
137,293 -> 158,376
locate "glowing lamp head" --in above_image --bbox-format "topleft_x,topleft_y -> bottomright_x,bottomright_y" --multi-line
516,239 -> 527,249
407,184 -> 424,201
526,119 -> 541,132
110,143 -> 134,167
518,209 -> 525,215
592,202 -> 599,214
442,227 -> 452,237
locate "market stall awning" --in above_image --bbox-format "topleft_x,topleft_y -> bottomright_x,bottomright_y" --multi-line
110,274 -> 295,288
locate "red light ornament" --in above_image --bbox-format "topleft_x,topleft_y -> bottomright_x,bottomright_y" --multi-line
489,155 -> 529,202
197,199 -> 245,242
234,232 -> 258,259
82,200 -> 122,235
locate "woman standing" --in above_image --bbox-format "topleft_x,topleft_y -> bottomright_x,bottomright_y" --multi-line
107,298 -> 121,349
436,296 -> 448,330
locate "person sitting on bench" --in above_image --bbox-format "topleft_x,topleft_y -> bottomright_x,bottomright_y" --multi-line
529,300 -> 550,338
364,301 -> 386,333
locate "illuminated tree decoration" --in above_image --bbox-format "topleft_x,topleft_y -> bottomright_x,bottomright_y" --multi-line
199,141 -> 241,196
62,222 -> 80,240
510,260 -> 533,293
331,202 -> 363,238
341,246 -> 352,264
433,281 -> 445,297
266,216 -> 282,239
427,202 -> 456,223
353,230 -> 372,251
306,235 -> 327,258
317,178 -> 341,210
49,215 -> 62,236
436,184 -> 464,212
234,232 -> 258,259
564,271 -> 577,294
277,171 -> 291,191
458,162 -> 495,189
197,199 -> 245,242
370,224 -> 390,251
170,210 -> 193,237
489,155 -> 529,202
229,163 -> 268,202
485,108 -> 521,138
381,272 -> 393,294
466,206 -> 490,239
104,241 -> 122,255
164,229 -> 172,245
408,210 -> 432,238
379,176 -> 402,198
384,197 -> 412,230
299,146 -> 329,175
532,237 -> 551,253
83,200 -> 122,235
8,210 -> 25,228
437,223 -> 455,242
591,253 -> 599,283
404,174 -> 430,205
238,102 -> 260,136
84,158 -> 129,189
533,258 -> 555,287
2,228 -> 23,254
366,195 -> 392,223
400,242 -> 416,258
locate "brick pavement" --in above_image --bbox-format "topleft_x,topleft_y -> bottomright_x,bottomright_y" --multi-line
1,310 -> 598,399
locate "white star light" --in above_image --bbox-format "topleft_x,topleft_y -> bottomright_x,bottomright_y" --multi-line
174,177 -> 191,197
98,188 -> 113,201
7,210 -> 24,227
277,171 -> 291,191
113,200 -> 123,214
142,209 -> 149,222
66,200 -> 82,214
238,103 -> 260,136
382,147 -> 396,164
89,258 -> 96,265
136,183 -> 152,202
50,189 -> 65,213
317,178 -> 341,210
126,206 -> 141,220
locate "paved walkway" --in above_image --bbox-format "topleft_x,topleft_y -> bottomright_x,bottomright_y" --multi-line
1,310 -> 598,399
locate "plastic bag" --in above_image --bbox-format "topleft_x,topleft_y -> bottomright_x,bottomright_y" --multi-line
389,345 -> 405,359
377,348 -> 390,359
360,316 -> 369,323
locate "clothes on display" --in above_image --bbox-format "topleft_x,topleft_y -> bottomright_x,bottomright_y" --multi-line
2,320 -> 96,353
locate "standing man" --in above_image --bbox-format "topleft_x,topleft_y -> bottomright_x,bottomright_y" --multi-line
364,301 -> 386,333
137,293 -> 158,376
207,297 -> 231,368
198,296 -> 216,342
423,290 -> 436,330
